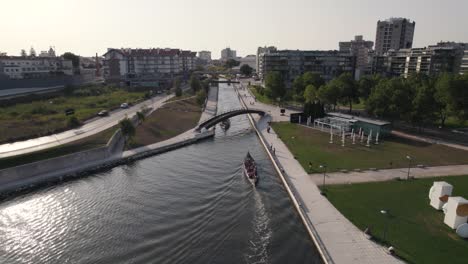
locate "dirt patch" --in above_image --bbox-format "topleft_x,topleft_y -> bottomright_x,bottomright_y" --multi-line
128,98 -> 202,148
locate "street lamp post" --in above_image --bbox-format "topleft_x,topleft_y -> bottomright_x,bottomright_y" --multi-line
406,155 -> 412,180
380,209 -> 390,242
319,164 -> 327,195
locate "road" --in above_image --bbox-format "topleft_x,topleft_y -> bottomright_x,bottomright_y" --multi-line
0,92 -> 175,159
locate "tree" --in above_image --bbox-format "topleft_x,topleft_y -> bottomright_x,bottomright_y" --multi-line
240,64 -> 253,76
336,73 -> 358,112
190,74 -> 202,92
318,81 -> 341,110
225,59 -> 240,68
303,84 -> 318,104
136,111 -> 145,123
410,82 -> 438,129
63,52 -> 80,67
434,73 -> 452,127
119,118 -> 135,140
196,89 -> 207,105
173,78 -> 182,97
358,75 -> 381,100
293,72 -> 324,101
366,78 -> 414,122
67,116 -> 81,128
20,49 -> 27,57
450,74 -> 468,121
303,72 -> 325,88
265,72 -> 286,100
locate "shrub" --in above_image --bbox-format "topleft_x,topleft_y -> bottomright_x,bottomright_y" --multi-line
175,86 -> 182,97
119,118 -> 135,139
196,89 -> 207,106
67,116 -> 81,128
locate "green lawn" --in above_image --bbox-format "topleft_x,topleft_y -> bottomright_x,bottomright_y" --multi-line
0,86 -> 145,143
0,126 -> 118,170
249,86 -> 275,105
325,176 -> 468,264
272,122 -> 468,173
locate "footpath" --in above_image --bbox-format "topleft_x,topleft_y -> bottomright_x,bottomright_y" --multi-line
236,83 -> 402,264
0,86 -> 219,195
309,164 -> 468,185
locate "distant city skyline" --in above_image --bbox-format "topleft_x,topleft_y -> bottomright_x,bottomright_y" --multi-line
2,0 -> 468,58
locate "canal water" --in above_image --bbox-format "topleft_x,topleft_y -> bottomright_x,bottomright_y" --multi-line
0,83 -> 322,264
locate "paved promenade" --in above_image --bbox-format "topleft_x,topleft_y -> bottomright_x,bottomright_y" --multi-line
236,82 -> 402,264
199,85 -> 218,124
309,164 -> 468,185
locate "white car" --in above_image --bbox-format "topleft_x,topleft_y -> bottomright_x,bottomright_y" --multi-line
120,103 -> 129,109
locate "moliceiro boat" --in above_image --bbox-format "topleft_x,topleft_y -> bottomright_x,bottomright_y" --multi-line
243,152 -> 259,186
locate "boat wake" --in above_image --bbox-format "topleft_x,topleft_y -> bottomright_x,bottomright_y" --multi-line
244,191 -> 272,264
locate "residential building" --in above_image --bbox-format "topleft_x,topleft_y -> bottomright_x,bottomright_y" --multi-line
371,42 -> 467,77
461,46 -> 468,75
375,18 -> 416,55
102,48 -> 196,87
221,47 -> 237,61
256,46 -> 277,73
198,51 -> 212,62
258,49 -> 355,86
0,55 -> 73,79
339,35 -> 374,79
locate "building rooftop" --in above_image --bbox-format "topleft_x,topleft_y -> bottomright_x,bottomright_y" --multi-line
327,112 -> 391,126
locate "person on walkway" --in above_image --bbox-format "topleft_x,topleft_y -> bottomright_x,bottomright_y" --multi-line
267,126 -> 271,133
273,148 -> 276,155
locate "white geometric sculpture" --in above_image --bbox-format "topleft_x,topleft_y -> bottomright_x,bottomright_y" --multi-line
444,197 -> 468,229
360,131 -> 364,143
375,132 -> 380,145
442,203 -> 448,214
352,129 -> 356,144
429,181 -> 453,210
341,129 -> 345,147
366,130 -> 372,147
456,223 -> 468,238
329,127 -> 333,144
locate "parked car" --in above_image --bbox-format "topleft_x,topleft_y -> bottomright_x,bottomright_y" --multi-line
97,110 -> 109,117
120,103 -> 129,109
65,108 -> 75,116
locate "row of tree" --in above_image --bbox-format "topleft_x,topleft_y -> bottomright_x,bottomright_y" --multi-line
263,71 -> 468,127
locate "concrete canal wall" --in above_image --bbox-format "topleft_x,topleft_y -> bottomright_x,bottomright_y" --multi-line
0,129 -> 125,194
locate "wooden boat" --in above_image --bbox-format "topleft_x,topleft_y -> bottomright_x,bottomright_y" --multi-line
243,152 -> 258,187
220,119 -> 231,130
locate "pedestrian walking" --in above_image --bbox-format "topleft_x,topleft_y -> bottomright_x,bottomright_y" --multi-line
273,148 -> 276,155
267,126 -> 271,133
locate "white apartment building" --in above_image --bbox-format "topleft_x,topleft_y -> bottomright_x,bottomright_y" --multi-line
0,56 -> 73,79
221,48 -> 236,61
198,51 -> 212,62
375,18 -> 416,55
102,48 -> 196,86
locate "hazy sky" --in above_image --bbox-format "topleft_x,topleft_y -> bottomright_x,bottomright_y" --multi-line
2,0 -> 468,58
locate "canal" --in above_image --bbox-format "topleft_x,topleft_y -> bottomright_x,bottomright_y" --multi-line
0,83 -> 322,264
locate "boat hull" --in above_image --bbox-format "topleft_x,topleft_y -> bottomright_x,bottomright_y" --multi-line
243,166 -> 258,187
